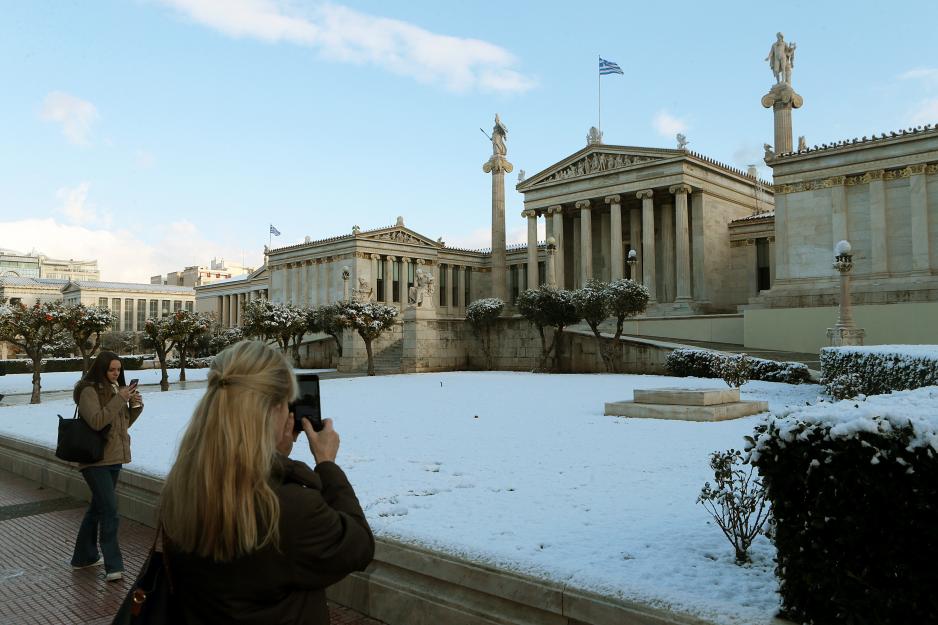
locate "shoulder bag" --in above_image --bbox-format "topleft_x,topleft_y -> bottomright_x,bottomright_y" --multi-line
55,405 -> 111,464
112,523 -> 182,624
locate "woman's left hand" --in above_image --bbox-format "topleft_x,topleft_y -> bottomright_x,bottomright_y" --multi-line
130,391 -> 143,406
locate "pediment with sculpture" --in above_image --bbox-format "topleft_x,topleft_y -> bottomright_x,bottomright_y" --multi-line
522,149 -> 669,188
358,227 -> 441,248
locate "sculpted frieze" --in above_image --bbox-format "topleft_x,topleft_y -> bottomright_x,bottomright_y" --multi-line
774,162 -> 938,194
540,152 -> 659,183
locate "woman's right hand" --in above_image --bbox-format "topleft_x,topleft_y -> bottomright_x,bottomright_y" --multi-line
302,418 -> 339,465
117,387 -> 133,402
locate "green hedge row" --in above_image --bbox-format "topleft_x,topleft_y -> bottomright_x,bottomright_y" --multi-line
665,348 -> 811,384
821,346 -> 938,398
750,393 -> 938,624
0,355 -> 150,374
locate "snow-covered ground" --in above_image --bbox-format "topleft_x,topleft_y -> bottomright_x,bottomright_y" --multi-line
0,372 -> 827,624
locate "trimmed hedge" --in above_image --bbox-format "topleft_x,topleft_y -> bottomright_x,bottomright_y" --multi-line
0,355 -> 149,374
666,348 -> 810,384
750,391 -> 938,624
821,345 -> 938,398
165,356 -> 214,369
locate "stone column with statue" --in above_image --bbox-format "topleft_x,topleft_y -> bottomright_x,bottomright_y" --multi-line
761,32 -> 803,156
482,114 -> 512,301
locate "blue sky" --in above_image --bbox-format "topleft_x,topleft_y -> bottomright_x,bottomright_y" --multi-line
2,0 -> 937,281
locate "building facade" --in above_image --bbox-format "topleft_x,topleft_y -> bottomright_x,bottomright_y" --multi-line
0,249 -> 99,281
152,257 -> 254,287
61,281 -> 196,332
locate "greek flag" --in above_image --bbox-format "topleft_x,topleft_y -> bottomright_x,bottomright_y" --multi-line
269,224 -> 281,236
599,57 -> 623,76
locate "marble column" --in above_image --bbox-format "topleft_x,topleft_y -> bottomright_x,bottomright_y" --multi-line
909,164 -> 931,274
229,294 -> 237,327
572,217 -> 581,289
600,212 -> 611,281
867,170 -> 888,276
305,261 -> 314,306
283,264 -> 293,304
629,208 -> 642,283
660,202 -> 674,302
691,191 -> 707,301
324,261 -> 333,304
637,189 -> 657,302
670,184 -> 693,302
456,265 -> 464,309
483,143 -> 512,302
401,257 -> 411,303
445,264 -> 454,308
384,256 -> 396,304
217,296 -> 224,325
548,205 -> 565,289
221,295 -> 229,327
606,195 -> 623,280
523,209 -> 539,290
576,200 -> 592,285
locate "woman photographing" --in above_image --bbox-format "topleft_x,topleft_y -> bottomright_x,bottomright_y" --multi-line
160,340 -> 374,624
70,351 -> 144,582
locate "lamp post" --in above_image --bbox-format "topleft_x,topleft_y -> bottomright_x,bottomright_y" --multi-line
827,240 -> 865,346
626,249 -> 638,280
546,236 -> 557,287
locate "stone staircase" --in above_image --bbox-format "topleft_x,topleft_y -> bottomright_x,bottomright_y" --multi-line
371,335 -> 403,374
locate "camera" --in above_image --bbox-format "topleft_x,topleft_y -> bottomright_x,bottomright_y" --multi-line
289,373 -> 323,434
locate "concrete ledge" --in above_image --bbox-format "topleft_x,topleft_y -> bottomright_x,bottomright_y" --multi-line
633,388 -> 740,406
604,400 -> 769,421
0,433 -> 792,625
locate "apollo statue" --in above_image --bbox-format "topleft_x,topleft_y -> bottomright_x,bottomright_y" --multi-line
766,32 -> 796,85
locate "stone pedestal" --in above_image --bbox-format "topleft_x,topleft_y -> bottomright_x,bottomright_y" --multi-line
401,306 -> 441,373
604,387 -> 768,422
761,83 -> 803,154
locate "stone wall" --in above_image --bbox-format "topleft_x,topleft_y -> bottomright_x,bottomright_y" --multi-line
298,334 -> 340,369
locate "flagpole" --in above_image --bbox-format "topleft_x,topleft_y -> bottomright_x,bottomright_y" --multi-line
597,55 -> 602,134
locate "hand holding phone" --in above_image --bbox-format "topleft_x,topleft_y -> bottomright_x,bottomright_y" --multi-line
128,378 -> 139,390
289,374 -> 323,434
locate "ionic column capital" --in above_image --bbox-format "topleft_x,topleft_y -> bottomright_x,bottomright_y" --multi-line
636,189 -> 654,200
604,194 -> 621,205
386,255 -> 397,262
575,199 -> 591,210
546,205 -> 563,215
521,209 -> 538,218
415,258 -> 425,265
400,257 -> 411,263
370,254 -> 381,260
668,184 -> 692,195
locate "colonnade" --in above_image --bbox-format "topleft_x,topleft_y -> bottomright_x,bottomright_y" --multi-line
522,185 -> 700,305
217,289 -> 267,328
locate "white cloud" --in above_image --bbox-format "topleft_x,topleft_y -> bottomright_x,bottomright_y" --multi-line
40,91 -> 99,145
0,218 -> 262,283
909,98 -> 938,126
899,67 -> 938,85
159,0 -> 535,93
652,110 -> 687,138
55,182 -> 111,227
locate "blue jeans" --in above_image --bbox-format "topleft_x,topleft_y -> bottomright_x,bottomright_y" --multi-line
71,465 -> 123,574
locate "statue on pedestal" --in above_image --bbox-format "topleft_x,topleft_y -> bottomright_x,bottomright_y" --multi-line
766,32 -> 796,85
408,268 -> 435,308
352,277 -> 373,302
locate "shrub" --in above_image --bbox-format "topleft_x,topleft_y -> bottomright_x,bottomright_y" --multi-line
465,298 -> 504,370
821,345 -> 938,398
719,354 -> 751,388
666,348 -> 810,384
749,388 -> 938,624
697,449 -> 770,565
165,356 -> 213,369
0,355 -> 146,374
517,286 -> 579,372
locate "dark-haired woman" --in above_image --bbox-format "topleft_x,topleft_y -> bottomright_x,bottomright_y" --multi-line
69,351 -> 143,582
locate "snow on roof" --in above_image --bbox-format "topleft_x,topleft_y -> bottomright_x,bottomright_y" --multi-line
0,277 -> 69,288
65,280 -> 195,294
730,210 -> 775,224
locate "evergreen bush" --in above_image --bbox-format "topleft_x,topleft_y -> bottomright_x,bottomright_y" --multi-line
666,348 -> 810,384
821,345 -> 938,398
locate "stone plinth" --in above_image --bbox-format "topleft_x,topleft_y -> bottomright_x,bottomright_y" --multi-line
605,387 -> 768,422
827,326 -> 865,347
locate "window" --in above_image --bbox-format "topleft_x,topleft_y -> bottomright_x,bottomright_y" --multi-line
756,238 -> 771,291
149,300 -> 158,320
439,263 -> 447,306
124,299 -> 134,331
111,298 -> 121,331
377,260 -> 385,301
452,265 -> 459,307
98,297 -> 108,308
464,267 -> 471,305
538,261 -> 546,286
137,299 -> 147,329
161,300 -> 170,316
185,301 -> 194,313
509,265 -> 519,303
407,262 -> 415,293
392,260 -> 400,302
173,300 -> 182,312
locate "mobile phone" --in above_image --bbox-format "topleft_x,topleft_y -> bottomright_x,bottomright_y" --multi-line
289,373 -> 323,434
128,378 -> 139,389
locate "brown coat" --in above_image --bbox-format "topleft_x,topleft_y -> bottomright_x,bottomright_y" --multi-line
77,383 -> 143,469
168,456 -> 375,625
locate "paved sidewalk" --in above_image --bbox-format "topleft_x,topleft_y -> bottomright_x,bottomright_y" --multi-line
0,468 -> 384,625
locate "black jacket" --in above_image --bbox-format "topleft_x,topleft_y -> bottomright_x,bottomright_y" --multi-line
168,456 -> 375,624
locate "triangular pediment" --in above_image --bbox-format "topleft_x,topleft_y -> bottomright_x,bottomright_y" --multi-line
517,145 -> 681,191
358,226 -> 441,248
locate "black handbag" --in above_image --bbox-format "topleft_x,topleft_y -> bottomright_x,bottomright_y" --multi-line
55,405 -> 111,464
112,525 -> 183,624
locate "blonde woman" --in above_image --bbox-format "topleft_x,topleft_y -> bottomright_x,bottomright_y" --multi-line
161,341 -> 374,624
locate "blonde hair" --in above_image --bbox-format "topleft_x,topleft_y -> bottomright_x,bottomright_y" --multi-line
160,340 -> 297,561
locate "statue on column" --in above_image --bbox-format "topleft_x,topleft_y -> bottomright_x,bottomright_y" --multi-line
766,32 -> 796,85
492,114 -> 508,156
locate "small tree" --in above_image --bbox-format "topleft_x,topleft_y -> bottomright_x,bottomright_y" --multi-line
0,301 -> 66,403
165,311 -> 211,382
720,354 -> 752,388
465,298 -> 504,370
240,299 -> 278,343
697,449 -> 770,565
335,301 -> 398,376
141,317 -> 176,391
572,280 -> 614,372
604,278 -> 650,371
516,286 -> 579,372
60,304 -> 116,373
308,304 -> 345,357
100,330 -> 138,355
